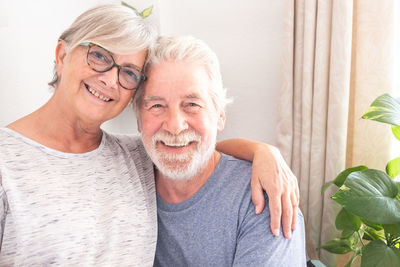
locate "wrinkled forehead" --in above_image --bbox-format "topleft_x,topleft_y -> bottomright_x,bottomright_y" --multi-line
144,61 -> 212,94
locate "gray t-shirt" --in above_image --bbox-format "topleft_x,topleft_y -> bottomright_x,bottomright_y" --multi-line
155,154 -> 306,267
0,128 -> 157,266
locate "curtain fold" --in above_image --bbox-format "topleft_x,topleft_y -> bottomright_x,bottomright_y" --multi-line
278,0 -> 397,266
278,0 -> 353,265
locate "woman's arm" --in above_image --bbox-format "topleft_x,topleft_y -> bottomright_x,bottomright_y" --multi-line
216,138 -> 299,239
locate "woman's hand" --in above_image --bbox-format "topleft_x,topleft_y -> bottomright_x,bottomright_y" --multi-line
216,139 -> 299,239
251,144 -> 299,239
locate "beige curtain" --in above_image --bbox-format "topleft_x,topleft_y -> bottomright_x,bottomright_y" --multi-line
277,0 -> 397,266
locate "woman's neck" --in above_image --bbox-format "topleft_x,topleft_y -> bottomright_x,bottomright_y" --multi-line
7,96 -> 103,153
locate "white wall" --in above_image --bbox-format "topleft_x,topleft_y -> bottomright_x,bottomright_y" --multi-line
159,0 -> 284,144
0,0 -> 284,145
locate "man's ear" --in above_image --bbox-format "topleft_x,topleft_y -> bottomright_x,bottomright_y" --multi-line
55,41 -> 67,77
217,110 -> 226,132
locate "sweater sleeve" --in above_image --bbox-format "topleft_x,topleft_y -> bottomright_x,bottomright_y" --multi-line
0,180 -> 7,248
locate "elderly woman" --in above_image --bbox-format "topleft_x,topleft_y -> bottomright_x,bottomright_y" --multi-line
0,4 -> 298,266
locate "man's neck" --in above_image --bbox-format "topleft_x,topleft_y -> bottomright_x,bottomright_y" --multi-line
155,151 -> 221,203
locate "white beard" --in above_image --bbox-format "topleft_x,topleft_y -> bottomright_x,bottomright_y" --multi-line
142,129 -> 216,181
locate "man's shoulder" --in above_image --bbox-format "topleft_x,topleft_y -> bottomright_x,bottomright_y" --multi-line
219,153 -> 252,174
216,153 -> 253,189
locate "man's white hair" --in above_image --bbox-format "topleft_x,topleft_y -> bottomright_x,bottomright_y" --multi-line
133,35 -> 232,116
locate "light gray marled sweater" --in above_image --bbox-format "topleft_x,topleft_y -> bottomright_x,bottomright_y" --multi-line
0,128 -> 157,266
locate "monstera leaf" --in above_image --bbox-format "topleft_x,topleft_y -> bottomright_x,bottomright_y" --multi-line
332,169 -> 400,224
319,238 -> 354,254
387,157 -> 400,180
362,94 -> 400,126
393,126 -> 400,141
321,165 -> 368,194
361,240 -> 400,267
322,93 -> 400,265
335,208 -> 361,233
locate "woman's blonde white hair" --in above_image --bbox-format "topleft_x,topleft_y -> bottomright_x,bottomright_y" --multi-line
49,4 -> 157,88
133,35 -> 232,117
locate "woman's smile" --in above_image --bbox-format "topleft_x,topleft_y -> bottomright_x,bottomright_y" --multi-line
84,83 -> 112,102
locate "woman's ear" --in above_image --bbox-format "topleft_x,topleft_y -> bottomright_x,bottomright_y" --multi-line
55,41 -> 67,77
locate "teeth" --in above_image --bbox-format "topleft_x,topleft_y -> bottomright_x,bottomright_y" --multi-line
153,131 -> 201,148
163,141 -> 188,147
87,86 -> 111,102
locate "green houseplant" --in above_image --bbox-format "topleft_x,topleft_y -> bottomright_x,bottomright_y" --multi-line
321,93 -> 400,267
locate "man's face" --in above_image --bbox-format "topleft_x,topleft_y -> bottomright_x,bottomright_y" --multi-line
138,61 -> 225,180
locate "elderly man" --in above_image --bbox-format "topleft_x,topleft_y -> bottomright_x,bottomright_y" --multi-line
133,36 -> 306,266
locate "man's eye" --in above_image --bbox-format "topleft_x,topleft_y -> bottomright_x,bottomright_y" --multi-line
151,104 -> 163,109
184,102 -> 201,112
187,102 -> 201,109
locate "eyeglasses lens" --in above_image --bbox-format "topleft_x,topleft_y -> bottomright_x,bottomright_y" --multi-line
87,45 -> 142,90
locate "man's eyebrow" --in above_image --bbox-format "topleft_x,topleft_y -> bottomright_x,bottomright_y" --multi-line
185,94 -> 202,100
143,96 -> 164,102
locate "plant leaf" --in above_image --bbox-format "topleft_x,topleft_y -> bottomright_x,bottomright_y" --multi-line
336,208 -> 361,232
333,166 -> 368,187
121,1 -> 138,12
361,240 -> 400,267
361,219 -> 383,230
393,125 -> 400,141
348,231 -> 361,247
362,226 -> 385,241
383,223 -> 400,237
140,5 -> 153,18
362,93 -> 400,126
319,238 -> 354,254
345,247 -> 362,267
341,229 -> 355,239
332,169 -> 400,224
387,157 -> 400,179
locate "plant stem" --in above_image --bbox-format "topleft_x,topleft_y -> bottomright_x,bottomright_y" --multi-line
357,231 -> 365,247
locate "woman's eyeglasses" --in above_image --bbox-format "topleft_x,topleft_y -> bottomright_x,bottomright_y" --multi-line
81,42 -> 146,90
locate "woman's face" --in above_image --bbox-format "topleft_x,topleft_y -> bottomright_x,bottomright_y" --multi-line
55,41 -> 147,126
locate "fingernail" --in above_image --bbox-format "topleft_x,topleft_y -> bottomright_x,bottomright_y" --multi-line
255,205 -> 261,214
273,229 -> 280,236
286,232 -> 292,239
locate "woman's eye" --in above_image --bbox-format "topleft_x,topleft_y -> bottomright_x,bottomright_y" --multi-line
89,51 -> 111,65
91,52 -> 106,61
94,52 -> 104,59
121,68 -> 139,81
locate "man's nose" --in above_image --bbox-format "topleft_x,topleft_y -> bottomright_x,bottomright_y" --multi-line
162,108 -> 188,135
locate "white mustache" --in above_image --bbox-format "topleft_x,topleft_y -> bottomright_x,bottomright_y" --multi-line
152,130 -> 201,147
